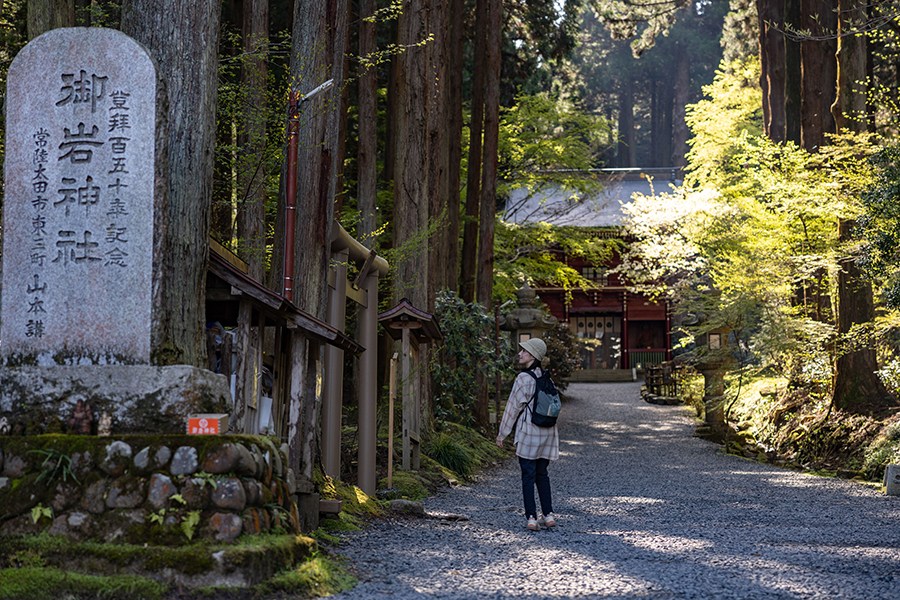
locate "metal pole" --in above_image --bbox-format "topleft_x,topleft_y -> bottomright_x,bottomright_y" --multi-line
282,79 -> 334,301
282,92 -> 300,301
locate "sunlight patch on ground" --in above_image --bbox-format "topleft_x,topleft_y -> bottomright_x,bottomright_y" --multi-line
608,496 -> 666,504
407,547 -> 654,597
615,530 -> 715,553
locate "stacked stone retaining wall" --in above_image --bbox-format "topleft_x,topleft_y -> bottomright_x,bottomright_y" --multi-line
0,434 -> 300,544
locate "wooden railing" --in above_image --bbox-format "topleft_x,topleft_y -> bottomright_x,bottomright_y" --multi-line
627,350 -> 667,369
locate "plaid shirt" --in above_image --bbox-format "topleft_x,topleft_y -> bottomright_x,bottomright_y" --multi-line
497,368 -> 559,461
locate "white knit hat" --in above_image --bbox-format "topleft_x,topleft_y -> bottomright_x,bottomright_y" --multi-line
519,338 -> 547,362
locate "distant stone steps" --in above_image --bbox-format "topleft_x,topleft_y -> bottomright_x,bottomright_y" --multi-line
566,369 -> 637,383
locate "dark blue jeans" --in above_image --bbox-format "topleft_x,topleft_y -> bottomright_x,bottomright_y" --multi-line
519,456 -> 552,519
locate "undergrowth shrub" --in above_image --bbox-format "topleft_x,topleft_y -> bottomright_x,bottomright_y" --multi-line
863,421 -> 900,481
541,323 -> 581,391
424,433 -> 474,478
432,290 -> 514,426
758,392 -> 882,470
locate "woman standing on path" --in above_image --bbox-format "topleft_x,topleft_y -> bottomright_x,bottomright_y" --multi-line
496,338 -> 560,531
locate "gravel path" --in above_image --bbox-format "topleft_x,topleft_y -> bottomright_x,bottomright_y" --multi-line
330,382 -> 900,599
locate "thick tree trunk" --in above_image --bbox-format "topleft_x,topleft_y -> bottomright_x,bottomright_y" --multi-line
120,0 -> 221,367
357,0 -> 378,246
289,0 -> 345,318
831,0 -> 867,132
758,0 -> 785,141
650,80 -> 660,166
477,0 -> 499,309
671,48 -> 689,168
334,24 -> 351,216
473,0 -> 501,429
392,0 -> 428,307
27,0 -> 75,39
833,220 -> 889,413
460,0 -> 487,302
784,0 -> 801,145
617,77 -> 635,167
284,0 -> 347,483
445,0 -> 463,293
756,0 -> 770,136
800,0 -> 837,151
427,0 -> 448,303
237,0 -> 269,281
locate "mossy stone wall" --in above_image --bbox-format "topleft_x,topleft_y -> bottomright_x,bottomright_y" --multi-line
0,434 -> 302,544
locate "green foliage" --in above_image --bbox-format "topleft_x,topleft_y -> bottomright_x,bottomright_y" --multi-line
498,92 -> 611,192
0,567 -> 168,600
541,324 -> 581,391
212,28 -> 292,266
494,222 -> 621,302
30,504 -> 52,525
862,422 -> 900,480
424,433 -> 475,478
619,129 -> 882,380
857,144 -> 900,309
29,448 -> 79,485
684,56 -> 763,192
181,511 -> 201,541
432,290 -> 515,425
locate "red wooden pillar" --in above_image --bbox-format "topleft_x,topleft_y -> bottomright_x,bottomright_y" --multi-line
622,291 -> 629,369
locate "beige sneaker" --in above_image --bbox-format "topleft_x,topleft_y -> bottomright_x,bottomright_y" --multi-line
539,514 -> 556,528
526,517 -> 540,531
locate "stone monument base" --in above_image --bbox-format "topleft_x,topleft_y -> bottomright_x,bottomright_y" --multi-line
0,365 -> 231,435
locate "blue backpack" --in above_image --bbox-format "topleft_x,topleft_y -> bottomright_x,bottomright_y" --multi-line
525,370 -> 561,428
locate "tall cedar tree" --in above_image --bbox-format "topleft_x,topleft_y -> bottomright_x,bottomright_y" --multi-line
460,0 -> 488,303
120,0 -> 222,367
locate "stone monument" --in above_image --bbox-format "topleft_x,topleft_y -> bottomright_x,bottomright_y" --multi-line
1,28 -> 229,435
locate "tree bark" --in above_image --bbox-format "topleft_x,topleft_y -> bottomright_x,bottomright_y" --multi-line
237,0 -> 269,281
120,0 -> 221,367
445,0 -> 463,292
831,0 -> 867,132
476,0 -> 500,309
784,0 -> 802,145
617,76 -> 635,167
392,0 -> 429,308
799,0 -> 836,151
833,220 -> 889,413
427,0 -> 448,303
289,0 -> 345,318
284,0 -> 347,486
671,47 -> 689,168
474,0 -> 501,429
758,0 -> 785,141
756,0 -> 770,137
27,0 -> 75,39
357,0 -> 378,247
460,0 -> 487,302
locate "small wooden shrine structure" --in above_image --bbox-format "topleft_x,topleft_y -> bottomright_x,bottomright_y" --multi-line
378,299 -> 442,470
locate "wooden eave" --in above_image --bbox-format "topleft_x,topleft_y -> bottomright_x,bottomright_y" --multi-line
378,298 -> 442,343
208,251 -> 361,354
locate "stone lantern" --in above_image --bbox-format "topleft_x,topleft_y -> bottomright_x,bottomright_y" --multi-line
694,326 -> 734,442
499,280 -> 558,348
